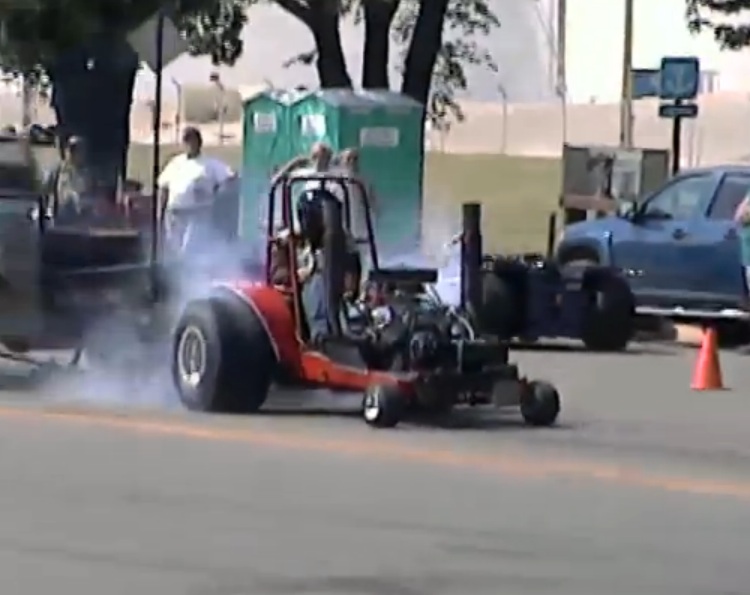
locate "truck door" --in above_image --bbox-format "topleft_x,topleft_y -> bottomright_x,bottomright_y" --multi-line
690,172 -> 750,309
614,172 -> 714,303
0,193 -> 43,343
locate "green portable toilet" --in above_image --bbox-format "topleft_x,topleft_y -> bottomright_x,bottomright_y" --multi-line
240,88 -> 303,240
287,89 -> 424,254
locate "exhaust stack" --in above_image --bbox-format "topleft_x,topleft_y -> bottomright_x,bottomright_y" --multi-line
460,202 -> 482,318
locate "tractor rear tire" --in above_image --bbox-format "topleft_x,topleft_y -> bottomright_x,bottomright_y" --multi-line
582,272 -> 634,351
480,272 -> 520,339
172,295 -> 277,414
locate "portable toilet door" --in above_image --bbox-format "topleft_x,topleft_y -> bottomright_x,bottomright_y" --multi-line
285,91 -> 341,214
288,91 -> 339,158
240,90 -> 296,241
327,90 -> 424,254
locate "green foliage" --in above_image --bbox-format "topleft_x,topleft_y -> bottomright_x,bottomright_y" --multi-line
276,0 -> 500,127
686,0 -> 750,48
391,0 -> 498,127
0,0 -> 499,128
0,0 -> 249,79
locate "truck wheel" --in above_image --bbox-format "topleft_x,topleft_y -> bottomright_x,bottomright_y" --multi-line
172,296 -> 276,413
582,272 -> 634,351
520,380 -> 560,426
480,272 -> 519,339
362,383 -> 405,428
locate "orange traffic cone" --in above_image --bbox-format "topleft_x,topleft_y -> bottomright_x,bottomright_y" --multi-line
691,327 -> 725,391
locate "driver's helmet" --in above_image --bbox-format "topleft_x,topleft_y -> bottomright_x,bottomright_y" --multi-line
296,187 -> 338,249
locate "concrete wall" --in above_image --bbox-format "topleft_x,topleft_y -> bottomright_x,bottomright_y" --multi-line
428,93 -> 750,166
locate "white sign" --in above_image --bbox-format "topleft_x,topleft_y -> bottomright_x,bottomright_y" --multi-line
253,112 -> 276,133
611,149 -> 643,202
359,126 -> 399,148
300,114 -> 326,137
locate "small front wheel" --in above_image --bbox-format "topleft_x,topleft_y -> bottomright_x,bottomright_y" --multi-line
362,383 -> 405,428
520,380 -> 560,427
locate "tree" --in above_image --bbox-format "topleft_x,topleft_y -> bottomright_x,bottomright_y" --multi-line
0,0 -> 497,183
278,0 -> 499,126
0,0 -> 248,184
686,0 -> 750,48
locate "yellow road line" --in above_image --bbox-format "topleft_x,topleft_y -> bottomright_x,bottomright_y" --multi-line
1,405 -> 749,500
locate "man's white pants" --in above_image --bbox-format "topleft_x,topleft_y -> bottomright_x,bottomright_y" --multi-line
165,205 -> 215,257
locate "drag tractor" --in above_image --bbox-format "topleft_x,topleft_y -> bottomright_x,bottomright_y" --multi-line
171,174 -> 561,428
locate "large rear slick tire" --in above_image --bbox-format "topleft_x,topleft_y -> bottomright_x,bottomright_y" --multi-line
172,295 -> 277,413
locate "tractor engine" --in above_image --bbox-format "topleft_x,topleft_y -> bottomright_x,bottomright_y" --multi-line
364,283 -> 481,375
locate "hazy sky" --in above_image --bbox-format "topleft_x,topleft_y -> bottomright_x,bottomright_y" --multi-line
135,0 -> 556,104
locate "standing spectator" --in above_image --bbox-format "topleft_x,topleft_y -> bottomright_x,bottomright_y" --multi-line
157,126 -> 235,254
734,193 -> 750,293
335,148 -> 376,241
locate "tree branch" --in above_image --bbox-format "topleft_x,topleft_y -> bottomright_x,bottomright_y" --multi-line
274,0 -> 311,24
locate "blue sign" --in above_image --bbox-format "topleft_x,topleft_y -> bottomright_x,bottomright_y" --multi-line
659,57 -> 700,100
632,69 -> 661,99
658,102 -> 698,119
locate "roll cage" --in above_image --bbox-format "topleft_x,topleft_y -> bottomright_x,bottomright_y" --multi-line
265,173 -> 379,339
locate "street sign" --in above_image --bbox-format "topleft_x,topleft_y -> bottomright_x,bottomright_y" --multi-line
659,56 -> 700,100
632,69 -> 661,99
658,102 -> 698,119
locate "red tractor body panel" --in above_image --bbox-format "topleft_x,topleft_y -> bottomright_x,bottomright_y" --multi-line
219,280 -> 301,368
219,279 -> 410,393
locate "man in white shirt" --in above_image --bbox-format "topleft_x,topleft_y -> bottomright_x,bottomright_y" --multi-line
157,126 -> 235,254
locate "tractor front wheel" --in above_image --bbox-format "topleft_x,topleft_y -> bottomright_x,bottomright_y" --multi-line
520,380 -> 560,427
362,383 -> 406,428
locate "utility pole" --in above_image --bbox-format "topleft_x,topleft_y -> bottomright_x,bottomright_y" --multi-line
619,0 -> 634,148
556,0 -> 567,144
497,83 -> 508,154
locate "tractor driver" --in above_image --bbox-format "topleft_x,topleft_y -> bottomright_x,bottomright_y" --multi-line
293,188 -> 364,342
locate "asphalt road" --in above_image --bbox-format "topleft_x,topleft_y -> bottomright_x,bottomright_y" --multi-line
1,343 -> 750,595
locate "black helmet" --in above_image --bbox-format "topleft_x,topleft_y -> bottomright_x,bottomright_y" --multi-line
296,188 -> 336,248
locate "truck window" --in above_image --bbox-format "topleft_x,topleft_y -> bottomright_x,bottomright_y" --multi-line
641,174 -> 713,220
708,174 -> 750,220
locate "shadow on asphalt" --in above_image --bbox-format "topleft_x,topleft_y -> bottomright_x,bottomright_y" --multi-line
0,372 -> 43,392
257,405 -> 576,433
511,342 -> 679,355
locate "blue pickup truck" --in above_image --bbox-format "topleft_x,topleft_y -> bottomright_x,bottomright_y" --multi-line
556,165 -> 750,333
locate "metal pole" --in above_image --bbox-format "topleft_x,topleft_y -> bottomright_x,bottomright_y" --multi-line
150,8 -> 164,297
172,77 -> 182,143
498,83 -> 508,154
556,0 -> 568,144
210,72 -> 225,145
21,76 -> 32,130
460,203 -> 482,318
620,0 -> 634,148
218,81 -> 225,145
670,103 -> 682,176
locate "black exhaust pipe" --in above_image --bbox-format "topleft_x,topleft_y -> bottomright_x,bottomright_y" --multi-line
546,211 -> 557,259
321,196 -> 346,336
460,202 -> 482,319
